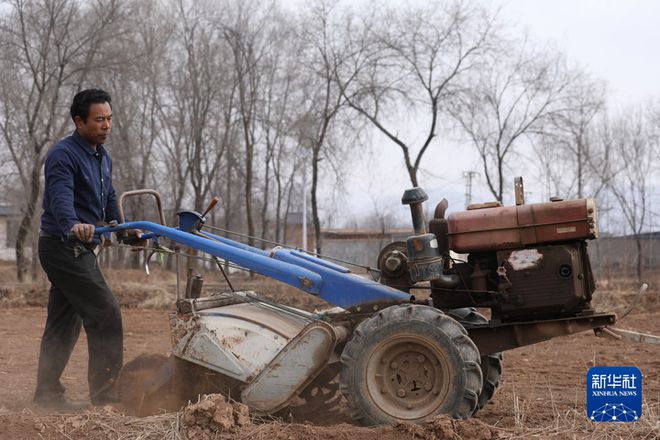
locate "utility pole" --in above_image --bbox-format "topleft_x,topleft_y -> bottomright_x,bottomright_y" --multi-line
463,171 -> 478,207
302,165 -> 308,252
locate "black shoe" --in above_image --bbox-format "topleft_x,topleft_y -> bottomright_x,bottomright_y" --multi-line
34,394 -> 90,412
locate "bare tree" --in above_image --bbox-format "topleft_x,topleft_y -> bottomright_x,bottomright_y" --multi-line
181,0 -> 233,212
450,42 -> 574,203
222,1 -> 279,247
0,0 -> 127,280
155,0 -> 236,226
535,74 -> 607,199
92,1 -> 174,268
599,108 -> 656,281
337,1 -> 497,187
107,0 -> 171,206
294,0 -> 357,254
257,24 -> 298,246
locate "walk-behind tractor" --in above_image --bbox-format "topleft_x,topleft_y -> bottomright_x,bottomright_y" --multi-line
100,180 -> 656,426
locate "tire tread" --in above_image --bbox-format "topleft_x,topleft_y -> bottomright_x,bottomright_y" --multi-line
340,304 -> 482,425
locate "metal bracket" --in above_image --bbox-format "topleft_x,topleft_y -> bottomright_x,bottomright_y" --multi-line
467,313 -> 617,355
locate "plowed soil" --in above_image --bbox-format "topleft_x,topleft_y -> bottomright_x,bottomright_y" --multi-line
0,267 -> 658,439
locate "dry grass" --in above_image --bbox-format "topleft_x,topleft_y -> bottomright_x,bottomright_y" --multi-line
504,393 -> 659,440
2,407 -> 183,440
4,400 -> 656,440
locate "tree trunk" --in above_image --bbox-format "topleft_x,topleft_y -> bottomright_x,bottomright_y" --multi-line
407,164 -> 418,187
30,228 -> 39,281
577,139 -> 583,198
30,204 -> 41,280
166,195 -> 185,272
283,176 -> 296,245
274,172 -> 283,243
311,148 -> 322,255
244,141 -> 254,247
497,157 -> 504,203
635,236 -> 642,282
224,146 -> 233,234
260,154 -> 272,249
15,163 -> 42,282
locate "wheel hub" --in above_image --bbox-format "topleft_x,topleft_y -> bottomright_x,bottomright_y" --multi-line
366,335 -> 451,420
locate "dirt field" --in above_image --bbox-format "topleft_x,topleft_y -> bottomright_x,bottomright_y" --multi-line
0,266 -> 658,439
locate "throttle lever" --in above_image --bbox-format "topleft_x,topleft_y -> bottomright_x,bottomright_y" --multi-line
201,196 -> 220,218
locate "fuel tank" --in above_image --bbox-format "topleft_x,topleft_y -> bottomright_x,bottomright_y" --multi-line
447,199 -> 597,253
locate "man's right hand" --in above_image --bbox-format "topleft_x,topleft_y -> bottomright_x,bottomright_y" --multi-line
70,223 -> 95,242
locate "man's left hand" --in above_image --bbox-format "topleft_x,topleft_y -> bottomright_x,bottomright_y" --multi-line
128,229 -> 147,247
119,229 -> 147,248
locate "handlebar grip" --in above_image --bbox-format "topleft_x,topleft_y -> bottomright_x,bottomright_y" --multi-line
65,231 -> 99,243
66,228 -> 148,245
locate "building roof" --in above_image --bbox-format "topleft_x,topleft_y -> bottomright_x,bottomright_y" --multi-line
610,231 -> 660,240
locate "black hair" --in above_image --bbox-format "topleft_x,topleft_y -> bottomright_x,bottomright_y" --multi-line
70,89 -> 112,122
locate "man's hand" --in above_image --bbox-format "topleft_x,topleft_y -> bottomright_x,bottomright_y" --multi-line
127,228 -> 146,246
120,229 -> 147,248
70,223 -> 95,242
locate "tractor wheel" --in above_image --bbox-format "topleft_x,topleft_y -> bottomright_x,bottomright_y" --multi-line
339,304 -> 482,426
446,308 -> 503,414
476,352 -> 503,412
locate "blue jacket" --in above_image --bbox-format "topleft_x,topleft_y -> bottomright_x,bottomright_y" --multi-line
40,130 -> 119,237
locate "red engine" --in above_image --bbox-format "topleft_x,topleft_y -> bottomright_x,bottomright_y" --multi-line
378,181 -> 599,322
447,198 -> 597,252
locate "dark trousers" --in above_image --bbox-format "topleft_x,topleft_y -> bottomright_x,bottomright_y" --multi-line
35,236 -> 123,401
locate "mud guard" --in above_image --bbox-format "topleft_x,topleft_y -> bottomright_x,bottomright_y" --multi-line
241,321 -> 338,413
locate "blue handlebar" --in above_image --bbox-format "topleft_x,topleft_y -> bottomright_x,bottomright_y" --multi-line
95,221 -> 410,308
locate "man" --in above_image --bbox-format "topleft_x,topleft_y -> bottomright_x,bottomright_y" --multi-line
35,89 -> 138,409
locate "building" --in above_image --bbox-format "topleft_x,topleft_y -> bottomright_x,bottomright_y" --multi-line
322,227 -> 411,268
588,231 -> 660,275
285,211 -> 412,267
0,205 -> 19,260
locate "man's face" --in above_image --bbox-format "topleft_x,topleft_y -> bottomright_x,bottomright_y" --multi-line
74,102 -> 112,147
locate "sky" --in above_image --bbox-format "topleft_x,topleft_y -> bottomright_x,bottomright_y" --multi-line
504,0 -> 660,106
333,0 -> 660,228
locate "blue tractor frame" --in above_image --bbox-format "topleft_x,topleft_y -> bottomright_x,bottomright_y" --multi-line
95,213 -> 410,310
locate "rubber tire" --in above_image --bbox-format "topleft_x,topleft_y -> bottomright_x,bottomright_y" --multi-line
477,352 -> 503,413
446,308 -> 503,414
340,304 -> 482,426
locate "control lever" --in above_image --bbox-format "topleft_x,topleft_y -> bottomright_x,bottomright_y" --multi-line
618,283 -> 649,320
201,196 -> 220,219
